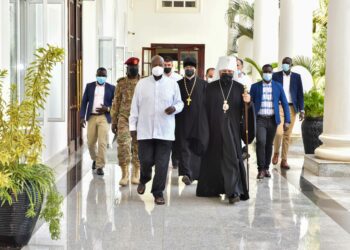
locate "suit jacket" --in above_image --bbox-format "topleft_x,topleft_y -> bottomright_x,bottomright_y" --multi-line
80,82 -> 115,123
250,80 -> 291,125
272,71 -> 304,112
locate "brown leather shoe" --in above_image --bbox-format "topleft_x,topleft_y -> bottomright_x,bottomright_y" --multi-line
154,197 -> 165,205
257,170 -> 265,179
281,160 -> 290,170
272,153 -> 279,165
137,183 -> 146,195
264,170 -> 271,178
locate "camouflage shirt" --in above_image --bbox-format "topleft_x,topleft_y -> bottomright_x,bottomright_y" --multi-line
111,76 -> 140,124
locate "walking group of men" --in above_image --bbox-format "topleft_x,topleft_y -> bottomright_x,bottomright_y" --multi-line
80,54 -> 304,205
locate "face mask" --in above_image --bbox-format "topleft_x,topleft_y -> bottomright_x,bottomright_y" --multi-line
236,70 -> 241,75
152,66 -> 164,77
96,76 -> 107,85
185,69 -> 195,78
128,67 -> 139,77
263,73 -> 273,82
164,67 -> 172,74
282,64 -> 290,72
207,77 -> 214,83
220,73 -> 233,82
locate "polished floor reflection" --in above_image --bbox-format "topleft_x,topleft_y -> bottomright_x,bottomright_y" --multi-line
24,141 -> 350,250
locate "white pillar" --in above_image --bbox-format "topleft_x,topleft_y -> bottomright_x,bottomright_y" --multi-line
279,0 -> 313,63
253,0 -> 279,79
315,0 -> 350,161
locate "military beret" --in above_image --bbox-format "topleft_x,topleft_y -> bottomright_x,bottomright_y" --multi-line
184,57 -> 197,68
124,57 -> 140,66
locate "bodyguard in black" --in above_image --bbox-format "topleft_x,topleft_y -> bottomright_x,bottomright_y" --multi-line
175,57 -> 207,185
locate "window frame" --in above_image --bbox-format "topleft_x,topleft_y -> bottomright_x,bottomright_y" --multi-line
156,0 -> 201,13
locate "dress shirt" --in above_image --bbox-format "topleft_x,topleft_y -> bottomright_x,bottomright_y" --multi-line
129,75 -> 184,141
258,82 -> 274,116
234,73 -> 253,91
166,71 -> 182,82
92,83 -> 105,113
283,72 -> 293,103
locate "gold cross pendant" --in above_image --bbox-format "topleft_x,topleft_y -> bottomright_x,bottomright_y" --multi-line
187,97 -> 192,106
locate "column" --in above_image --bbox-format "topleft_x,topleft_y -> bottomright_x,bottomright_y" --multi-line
278,0 -> 313,63
315,0 -> 350,161
253,0 -> 279,79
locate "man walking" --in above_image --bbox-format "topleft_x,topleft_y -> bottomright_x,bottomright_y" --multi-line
80,67 -> 115,176
129,55 -> 184,205
111,57 -> 141,186
272,57 -> 305,169
175,57 -> 207,185
250,64 -> 291,179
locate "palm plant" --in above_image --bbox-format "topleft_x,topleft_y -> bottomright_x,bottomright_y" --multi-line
244,57 -> 278,79
226,0 -> 254,53
0,45 -> 65,241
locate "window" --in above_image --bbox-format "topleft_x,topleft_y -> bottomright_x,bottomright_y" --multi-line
9,0 -> 66,121
157,0 -> 200,12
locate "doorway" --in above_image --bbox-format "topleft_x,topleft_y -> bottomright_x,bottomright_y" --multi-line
67,0 -> 83,153
142,44 -> 205,78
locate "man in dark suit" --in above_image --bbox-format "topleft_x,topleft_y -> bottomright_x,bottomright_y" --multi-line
250,64 -> 291,179
80,67 -> 115,176
272,57 -> 304,169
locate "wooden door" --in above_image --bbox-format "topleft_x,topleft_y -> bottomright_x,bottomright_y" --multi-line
141,47 -> 156,77
68,0 -> 83,153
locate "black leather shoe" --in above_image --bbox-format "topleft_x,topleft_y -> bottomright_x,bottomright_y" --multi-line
182,175 -> 192,185
257,170 -> 265,179
154,197 -> 165,205
264,170 -> 271,178
137,183 -> 146,195
92,161 -> 96,170
96,168 -> 104,176
229,195 -> 240,204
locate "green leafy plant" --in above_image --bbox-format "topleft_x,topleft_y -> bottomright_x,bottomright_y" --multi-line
244,57 -> 278,79
303,88 -> 324,118
226,0 -> 254,53
0,45 -> 65,240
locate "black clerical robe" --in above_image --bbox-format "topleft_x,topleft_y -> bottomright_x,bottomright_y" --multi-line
175,77 -> 207,181
196,79 -> 255,200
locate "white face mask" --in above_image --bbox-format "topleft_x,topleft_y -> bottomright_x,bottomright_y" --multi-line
207,77 -> 214,83
152,66 -> 164,77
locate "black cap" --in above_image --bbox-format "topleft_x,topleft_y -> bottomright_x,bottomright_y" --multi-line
183,57 -> 197,68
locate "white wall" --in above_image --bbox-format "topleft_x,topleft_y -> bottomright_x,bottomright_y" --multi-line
128,0 -> 229,70
0,0 -> 10,104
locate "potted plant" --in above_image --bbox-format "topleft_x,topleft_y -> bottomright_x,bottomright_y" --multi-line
0,45 -> 64,248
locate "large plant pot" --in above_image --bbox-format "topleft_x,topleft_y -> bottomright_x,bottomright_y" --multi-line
0,187 -> 42,249
301,117 -> 323,154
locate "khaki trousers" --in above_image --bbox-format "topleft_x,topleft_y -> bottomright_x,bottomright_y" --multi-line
273,105 -> 297,160
87,115 -> 109,169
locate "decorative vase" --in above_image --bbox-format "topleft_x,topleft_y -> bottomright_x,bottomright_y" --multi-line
301,117 -> 323,154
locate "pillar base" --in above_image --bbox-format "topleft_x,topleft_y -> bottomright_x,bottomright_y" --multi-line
304,154 -> 350,177
315,134 -> 350,162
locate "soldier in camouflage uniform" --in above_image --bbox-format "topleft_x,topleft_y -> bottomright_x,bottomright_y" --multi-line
111,57 -> 141,186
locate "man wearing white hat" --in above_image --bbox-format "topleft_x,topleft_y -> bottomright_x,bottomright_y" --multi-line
196,56 -> 254,204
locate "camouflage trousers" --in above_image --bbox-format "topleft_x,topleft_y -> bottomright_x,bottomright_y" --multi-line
117,119 -> 140,168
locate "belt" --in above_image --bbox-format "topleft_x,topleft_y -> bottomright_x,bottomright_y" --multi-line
279,103 -> 294,106
257,114 -> 275,118
90,113 -> 103,116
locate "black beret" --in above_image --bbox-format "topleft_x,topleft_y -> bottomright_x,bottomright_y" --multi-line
184,57 -> 197,68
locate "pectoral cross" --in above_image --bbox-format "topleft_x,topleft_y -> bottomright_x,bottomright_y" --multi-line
187,97 -> 192,106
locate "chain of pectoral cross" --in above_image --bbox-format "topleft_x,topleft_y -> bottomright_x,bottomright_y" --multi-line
184,77 -> 197,106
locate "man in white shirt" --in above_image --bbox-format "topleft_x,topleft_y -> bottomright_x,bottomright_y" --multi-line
80,68 -> 115,176
129,55 -> 184,205
234,58 -> 252,90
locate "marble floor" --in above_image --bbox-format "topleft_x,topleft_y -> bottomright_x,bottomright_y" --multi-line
23,139 -> 350,250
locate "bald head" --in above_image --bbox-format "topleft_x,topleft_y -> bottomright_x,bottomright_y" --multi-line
151,55 -> 165,68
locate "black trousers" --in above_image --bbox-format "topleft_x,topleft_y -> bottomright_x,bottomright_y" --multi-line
171,142 -> 179,166
256,116 -> 277,171
178,139 -> 201,181
138,139 -> 172,198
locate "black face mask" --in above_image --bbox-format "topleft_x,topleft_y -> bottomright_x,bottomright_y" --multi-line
127,67 -> 139,77
220,73 -> 233,82
185,69 -> 195,78
164,67 -> 172,74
